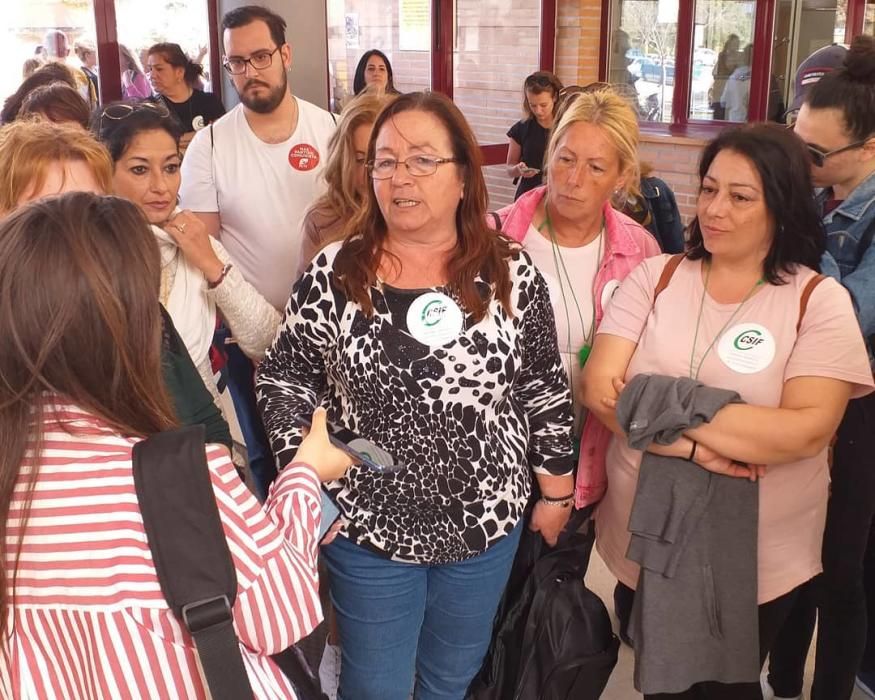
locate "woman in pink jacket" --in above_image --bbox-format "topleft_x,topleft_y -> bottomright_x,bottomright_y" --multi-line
495,88 -> 662,511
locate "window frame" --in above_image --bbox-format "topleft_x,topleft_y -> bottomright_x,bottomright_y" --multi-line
92,0 -> 222,105
597,0 -> 869,136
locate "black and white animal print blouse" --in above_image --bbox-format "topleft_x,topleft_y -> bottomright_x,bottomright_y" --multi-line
256,242 -> 573,565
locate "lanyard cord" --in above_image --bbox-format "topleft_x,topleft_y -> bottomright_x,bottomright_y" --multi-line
689,262 -> 763,380
540,204 -> 602,358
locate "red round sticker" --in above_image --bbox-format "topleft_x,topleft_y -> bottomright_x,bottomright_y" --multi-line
288,143 -> 320,171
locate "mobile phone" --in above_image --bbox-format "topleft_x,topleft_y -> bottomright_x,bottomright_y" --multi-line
294,415 -> 404,474
319,489 -> 341,542
520,166 -> 540,176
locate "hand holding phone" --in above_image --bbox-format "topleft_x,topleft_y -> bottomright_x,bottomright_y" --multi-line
295,413 -> 404,474
519,165 -> 540,177
292,408 -> 354,481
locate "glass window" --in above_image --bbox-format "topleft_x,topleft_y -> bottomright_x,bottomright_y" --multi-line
453,0 -> 542,209
115,0 -> 214,98
769,0 -> 849,123
689,0 -> 756,122
607,0 -> 679,124
867,0 -> 875,34
1,3 -> 98,109
326,0 -> 431,114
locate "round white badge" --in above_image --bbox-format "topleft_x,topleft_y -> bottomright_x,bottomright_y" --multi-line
406,292 -> 464,347
600,279 -> 621,312
192,115 -> 206,132
717,323 -> 776,374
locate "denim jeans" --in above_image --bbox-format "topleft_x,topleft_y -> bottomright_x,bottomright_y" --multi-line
767,390 -> 875,699
214,325 -> 276,501
321,523 -> 523,700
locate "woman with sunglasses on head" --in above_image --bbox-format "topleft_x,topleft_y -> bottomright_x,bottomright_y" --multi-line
506,71 -> 563,201
257,91 -> 575,700
761,35 -> 875,700
95,101 -> 280,406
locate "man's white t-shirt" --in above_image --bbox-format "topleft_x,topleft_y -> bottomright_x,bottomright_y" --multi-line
180,97 -> 336,309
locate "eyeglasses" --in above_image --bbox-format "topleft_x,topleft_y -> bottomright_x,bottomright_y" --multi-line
222,47 -> 280,75
367,155 -> 458,179
100,101 -> 170,121
806,138 -> 872,168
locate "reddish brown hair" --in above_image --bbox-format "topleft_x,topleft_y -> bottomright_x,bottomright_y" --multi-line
0,192 -> 177,639
333,91 -> 514,322
19,82 -> 92,129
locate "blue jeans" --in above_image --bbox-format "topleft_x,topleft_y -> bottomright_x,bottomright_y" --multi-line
214,325 -> 276,500
322,523 -> 523,700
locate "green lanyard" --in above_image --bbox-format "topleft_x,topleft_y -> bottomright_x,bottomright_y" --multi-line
689,262 -> 763,379
540,205 -> 603,369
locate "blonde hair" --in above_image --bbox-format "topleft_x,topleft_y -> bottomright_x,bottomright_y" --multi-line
306,89 -> 396,244
0,120 -> 113,214
546,88 -> 641,202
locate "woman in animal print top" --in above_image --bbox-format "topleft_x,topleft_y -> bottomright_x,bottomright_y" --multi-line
256,91 -> 574,700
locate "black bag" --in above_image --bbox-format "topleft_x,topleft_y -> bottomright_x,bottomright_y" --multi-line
468,513 -> 619,700
133,425 -> 328,700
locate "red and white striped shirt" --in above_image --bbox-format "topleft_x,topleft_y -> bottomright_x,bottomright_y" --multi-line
2,404 -> 323,699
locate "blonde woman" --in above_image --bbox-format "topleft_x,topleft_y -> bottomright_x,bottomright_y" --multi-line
298,89 -> 395,274
494,88 -> 660,505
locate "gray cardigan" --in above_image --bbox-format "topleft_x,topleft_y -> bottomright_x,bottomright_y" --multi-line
617,374 -> 759,695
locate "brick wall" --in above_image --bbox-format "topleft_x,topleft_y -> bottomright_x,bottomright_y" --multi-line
555,0 -> 602,86
638,134 -> 705,224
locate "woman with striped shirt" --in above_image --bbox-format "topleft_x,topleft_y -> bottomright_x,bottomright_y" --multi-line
0,192 -> 350,699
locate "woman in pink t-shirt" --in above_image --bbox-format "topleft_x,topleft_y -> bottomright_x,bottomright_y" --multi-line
581,123 -> 874,699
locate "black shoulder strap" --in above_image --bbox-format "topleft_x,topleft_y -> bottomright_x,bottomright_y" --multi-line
489,211 -> 502,231
133,426 -> 254,700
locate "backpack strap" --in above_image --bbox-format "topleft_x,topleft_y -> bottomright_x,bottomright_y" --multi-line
653,254 -> 685,303
797,274 -> 826,333
489,211 -> 502,231
133,426 -> 254,700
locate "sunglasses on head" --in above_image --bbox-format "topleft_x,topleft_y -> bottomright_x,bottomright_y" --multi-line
100,101 -> 170,121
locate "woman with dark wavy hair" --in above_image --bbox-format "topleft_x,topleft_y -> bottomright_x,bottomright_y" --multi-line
257,91 -> 574,699
581,123 -> 873,698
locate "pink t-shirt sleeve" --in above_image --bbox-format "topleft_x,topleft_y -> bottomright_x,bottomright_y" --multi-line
784,277 -> 874,398
597,255 -> 668,342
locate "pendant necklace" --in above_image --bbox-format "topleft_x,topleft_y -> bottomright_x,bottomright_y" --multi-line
689,262 -> 763,379
540,205 -> 603,370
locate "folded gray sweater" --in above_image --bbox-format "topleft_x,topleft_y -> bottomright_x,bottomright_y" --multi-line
617,373 -> 759,695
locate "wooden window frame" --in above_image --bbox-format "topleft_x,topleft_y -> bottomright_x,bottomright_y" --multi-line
597,0 -> 869,137
93,0 -> 222,105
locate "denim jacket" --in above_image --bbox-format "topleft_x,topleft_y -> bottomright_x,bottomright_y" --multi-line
818,170 -> 875,343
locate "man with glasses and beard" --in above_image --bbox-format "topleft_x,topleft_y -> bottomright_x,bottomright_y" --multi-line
180,5 -> 337,499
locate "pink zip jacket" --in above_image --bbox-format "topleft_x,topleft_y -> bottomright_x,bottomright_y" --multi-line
493,185 -> 662,507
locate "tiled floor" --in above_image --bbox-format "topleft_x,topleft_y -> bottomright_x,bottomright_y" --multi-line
586,550 -> 869,700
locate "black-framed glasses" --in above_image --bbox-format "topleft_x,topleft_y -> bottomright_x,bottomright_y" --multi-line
222,47 -> 280,75
367,155 -> 458,180
806,138 -> 872,168
100,101 -> 170,121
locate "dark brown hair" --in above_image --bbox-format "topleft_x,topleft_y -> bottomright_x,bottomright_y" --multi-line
687,123 -> 825,284
807,35 -> 875,141
1,63 -> 77,124
334,91 -> 514,322
522,71 -> 563,119
0,192 -> 177,638
222,5 -> 287,48
19,82 -> 91,129
147,42 -> 205,87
